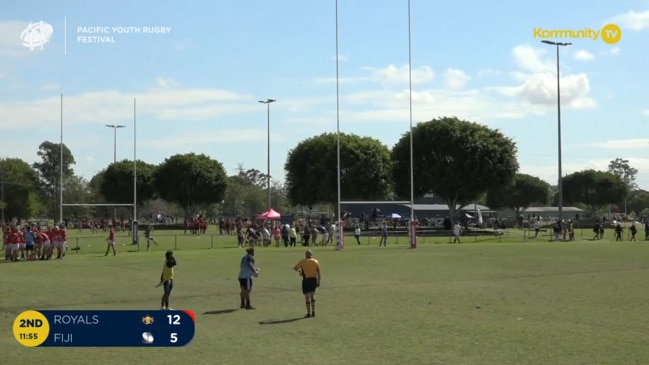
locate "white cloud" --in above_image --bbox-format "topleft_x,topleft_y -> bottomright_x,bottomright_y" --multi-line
573,50 -> 595,61
491,45 -> 596,109
332,54 -> 348,61
0,79 -> 256,131
610,10 -> 649,31
444,68 -> 470,89
86,156 -> 95,162
477,68 -> 499,78
0,21 -> 29,57
512,44 -> 554,73
40,84 -> 60,91
587,138 -> 649,149
154,77 -> 178,88
315,64 -> 434,85
609,47 -> 621,55
139,129 -> 284,149
312,43 -> 595,126
643,109 -> 649,116
363,64 -> 434,85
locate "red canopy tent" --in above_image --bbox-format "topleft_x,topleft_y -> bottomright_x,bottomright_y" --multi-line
256,208 -> 281,220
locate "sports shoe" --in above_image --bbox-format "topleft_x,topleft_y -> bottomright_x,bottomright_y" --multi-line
245,306 -> 255,310
311,311 -> 316,317
304,313 -> 311,318
240,303 -> 246,309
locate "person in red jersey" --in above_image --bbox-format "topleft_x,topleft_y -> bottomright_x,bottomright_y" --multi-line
8,228 -> 19,261
17,225 -> 26,260
51,226 -> 60,258
41,228 -> 53,260
105,224 -> 117,256
3,226 -> 10,260
33,226 -> 43,260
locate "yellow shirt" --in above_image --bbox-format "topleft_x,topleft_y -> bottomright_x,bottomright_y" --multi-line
161,262 -> 174,281
294,258 -> 320,279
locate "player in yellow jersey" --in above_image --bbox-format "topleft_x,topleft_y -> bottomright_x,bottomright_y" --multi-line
293,250 -> 321,318
157,250 -> 177,310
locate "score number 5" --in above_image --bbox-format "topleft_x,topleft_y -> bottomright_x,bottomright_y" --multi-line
168,314 -> 180,343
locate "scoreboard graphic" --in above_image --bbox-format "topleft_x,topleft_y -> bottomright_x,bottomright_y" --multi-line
13,309 -> 195,347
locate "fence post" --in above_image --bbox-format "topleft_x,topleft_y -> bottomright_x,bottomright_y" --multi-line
210,234 -> 214,249
174,235 -> 177,250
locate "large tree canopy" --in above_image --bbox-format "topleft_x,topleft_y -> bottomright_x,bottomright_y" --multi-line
562,170 -> 628,213
153,153 -> 227,214
32,141 -> 76,217
486,173 -> 550,216
392,116 -> 519,219
99,160 -> 156,207
1,158 -> 40,220
284,133 -> 392,207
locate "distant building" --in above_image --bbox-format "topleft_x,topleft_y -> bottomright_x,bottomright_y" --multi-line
497,206 -> 585,220
340,194 -> 495,220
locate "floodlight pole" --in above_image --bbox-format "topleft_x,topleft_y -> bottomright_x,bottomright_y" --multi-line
259,98 -> 276,211
407,0 -> 416,249
541,40 -> 571,225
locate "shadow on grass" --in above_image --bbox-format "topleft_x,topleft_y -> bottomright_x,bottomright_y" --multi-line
258,317 -> 306,325
203,309 -> 238,315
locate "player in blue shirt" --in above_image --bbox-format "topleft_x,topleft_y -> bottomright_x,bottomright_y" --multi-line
238,247 -> 259,309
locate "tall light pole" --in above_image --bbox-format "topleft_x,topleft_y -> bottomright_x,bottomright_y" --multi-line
105,124 -> 125,223
258,99 -> 276,211
0,161 -> 5,223
407,0 -> 416,248
541,40 -> 571,225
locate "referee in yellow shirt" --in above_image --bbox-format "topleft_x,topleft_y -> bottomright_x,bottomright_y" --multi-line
293,250 -> 321,318
158,250 -> 177,310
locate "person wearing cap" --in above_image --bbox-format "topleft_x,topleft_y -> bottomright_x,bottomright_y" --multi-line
293,250 -> 321,318
238,247 -> 259,310
158,250 -> 177,310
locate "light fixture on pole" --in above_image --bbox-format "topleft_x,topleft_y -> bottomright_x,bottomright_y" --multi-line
105,124 -> 125,223
258,99 -> 276,210
541,40 -> 571,225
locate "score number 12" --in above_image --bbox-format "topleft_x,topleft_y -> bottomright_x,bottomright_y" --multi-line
167,314 -> 180,343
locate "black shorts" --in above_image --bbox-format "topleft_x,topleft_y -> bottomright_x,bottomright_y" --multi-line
26,244 -> 34,251
302,278 -> 318,294
163,279 -> 173,294
239,278 -> 252,291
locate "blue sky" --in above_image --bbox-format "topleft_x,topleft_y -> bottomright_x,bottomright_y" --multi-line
1,0 -> 648,190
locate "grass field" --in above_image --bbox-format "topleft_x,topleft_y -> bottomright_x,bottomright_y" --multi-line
2,229 -> 649,365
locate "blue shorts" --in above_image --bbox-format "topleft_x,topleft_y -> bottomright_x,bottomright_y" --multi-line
238,278 -> 252,291
163,279 -> 173,294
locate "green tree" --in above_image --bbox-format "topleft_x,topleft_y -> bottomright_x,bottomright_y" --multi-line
392,116 -> 519,220
486,173 -> 550,216
562,170 -> 628,215
285,133 -> 392,208
220,175 -> 265,218
153,153 -> 227,215
628,190 -> 649,217
62,175 -> 94,220
87,171 -> 112,218
99,160 -> 157,208
608,158 -> 639,215
32,141 -> 76,218
1,158 -> 40,221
